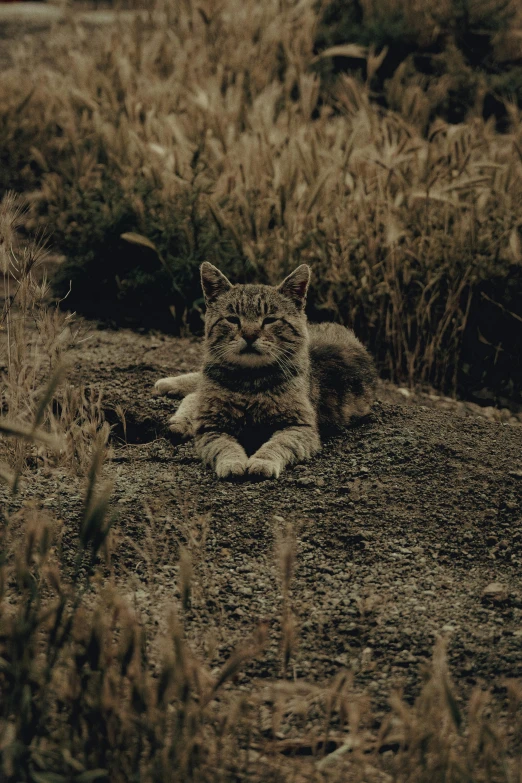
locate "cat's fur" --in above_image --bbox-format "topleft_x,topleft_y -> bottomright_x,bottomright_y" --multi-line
154,262 -> 376,480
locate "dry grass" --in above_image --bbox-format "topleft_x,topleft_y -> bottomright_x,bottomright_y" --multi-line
1,474 -> 521,781
0,193 -> 111,482
0,0 -> 521,394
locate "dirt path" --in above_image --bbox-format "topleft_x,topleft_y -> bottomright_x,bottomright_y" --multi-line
3,323 -> 522,734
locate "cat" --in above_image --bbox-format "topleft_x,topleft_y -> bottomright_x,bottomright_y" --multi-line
154,262 -> 376,480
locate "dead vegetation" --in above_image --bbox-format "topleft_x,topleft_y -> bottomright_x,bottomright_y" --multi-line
1,461 -> 522,781
0,192 -> 111,483
0,0 -> 521,399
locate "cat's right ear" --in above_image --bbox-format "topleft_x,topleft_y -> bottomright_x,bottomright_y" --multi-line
200,262 -> 233,305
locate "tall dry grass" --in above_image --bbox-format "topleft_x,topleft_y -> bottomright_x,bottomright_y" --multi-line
0,193 -> 110,483
0,0 -> 521,394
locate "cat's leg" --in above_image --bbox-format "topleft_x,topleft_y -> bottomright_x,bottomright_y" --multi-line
154,372 -> 201,398
195,430 -> 249,479
247,426 -> 321,479
168,392 -> 199,440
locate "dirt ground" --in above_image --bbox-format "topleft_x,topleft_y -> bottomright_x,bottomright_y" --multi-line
4,321 -> 522,737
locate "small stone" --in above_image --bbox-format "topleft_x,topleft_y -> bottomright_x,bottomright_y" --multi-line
482,582 -> 510,605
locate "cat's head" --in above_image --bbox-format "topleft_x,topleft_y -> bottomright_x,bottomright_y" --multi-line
200,262 -> 310,368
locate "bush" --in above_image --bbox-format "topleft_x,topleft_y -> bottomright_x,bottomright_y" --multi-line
316,0 -> 522,126
45,176 -> 245,332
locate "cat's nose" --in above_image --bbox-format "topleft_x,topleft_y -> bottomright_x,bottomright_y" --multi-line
242,330 -> 260,345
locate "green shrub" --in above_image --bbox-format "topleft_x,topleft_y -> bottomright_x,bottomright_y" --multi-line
45,175 -> 245,332
316,0 -> 522,124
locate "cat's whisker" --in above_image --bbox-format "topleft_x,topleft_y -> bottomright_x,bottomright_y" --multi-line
266,346 -> 299,380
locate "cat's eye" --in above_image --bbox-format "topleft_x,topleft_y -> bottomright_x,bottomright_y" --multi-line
262,316 -> 279,326
225,315 -> 240,325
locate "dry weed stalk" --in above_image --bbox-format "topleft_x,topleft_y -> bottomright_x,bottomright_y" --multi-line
379,638 -> 521,782
275,525 -> 298,677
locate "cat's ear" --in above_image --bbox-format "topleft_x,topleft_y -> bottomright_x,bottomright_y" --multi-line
277,264 -> 310,310
200,262 -> 233,305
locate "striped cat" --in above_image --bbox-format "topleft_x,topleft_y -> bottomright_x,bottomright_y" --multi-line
154,262 -> 376,480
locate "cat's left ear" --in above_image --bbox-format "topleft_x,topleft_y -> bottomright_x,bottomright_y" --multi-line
277,264 -> 310,310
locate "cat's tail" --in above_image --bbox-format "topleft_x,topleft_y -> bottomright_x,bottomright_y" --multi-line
309,323 -> 377,429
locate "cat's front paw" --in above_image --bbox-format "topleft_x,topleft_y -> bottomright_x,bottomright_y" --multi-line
215,456 -> 248,480
247,457 -> 281,480
153,377 -> 183,398
168,415 -> 193,441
